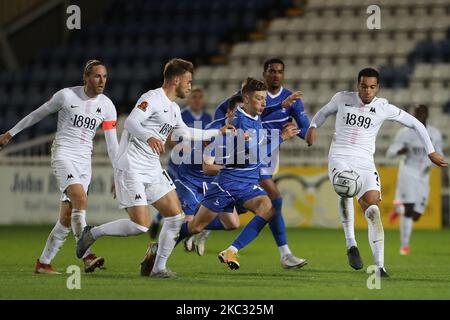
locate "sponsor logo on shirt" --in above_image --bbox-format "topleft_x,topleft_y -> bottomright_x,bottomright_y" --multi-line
138,101 -> 148,111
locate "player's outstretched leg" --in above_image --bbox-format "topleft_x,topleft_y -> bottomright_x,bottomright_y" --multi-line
365,205 -> 389,278
269,197 -> 307,269
339,197 -> 363,270
36,220 -> 71,274
219,196 -> 273,271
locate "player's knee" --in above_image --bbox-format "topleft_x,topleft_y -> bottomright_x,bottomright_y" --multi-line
71,193 -> 88,208
224,219 -> 240,230
364,205 -> 381,222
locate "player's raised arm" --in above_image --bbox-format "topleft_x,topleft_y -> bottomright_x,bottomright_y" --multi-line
290,97 -> 310,140
305,93 -> 340,146
172,109 -> 235,142
389,105 -> 448,167
0,90 -> 64,147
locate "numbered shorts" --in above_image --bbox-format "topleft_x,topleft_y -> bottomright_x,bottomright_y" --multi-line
202,179 -> 267,213
51,159 -> 91,202
328,156 -> 381,200
395,172 -> 429,214
114,169 -> 176,209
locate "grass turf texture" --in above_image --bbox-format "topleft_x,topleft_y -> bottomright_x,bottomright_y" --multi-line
1,226 -> 449,299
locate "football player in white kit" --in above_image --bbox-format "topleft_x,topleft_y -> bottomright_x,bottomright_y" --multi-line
0,60 -> 119,274
305,68 -> 447,277
76,58 -> 234,278
386,104 -> 443,255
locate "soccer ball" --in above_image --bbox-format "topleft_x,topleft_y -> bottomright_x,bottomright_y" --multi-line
332,170 -> 362,198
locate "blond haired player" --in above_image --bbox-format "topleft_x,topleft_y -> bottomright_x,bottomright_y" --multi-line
76,58 -> 233,278
0,60 -> 119,274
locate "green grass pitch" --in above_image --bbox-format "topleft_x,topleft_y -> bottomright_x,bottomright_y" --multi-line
1,225 -> 450,300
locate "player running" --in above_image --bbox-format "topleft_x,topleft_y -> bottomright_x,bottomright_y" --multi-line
386,104 -> 444,255
0,60 -> 118,274
213,58 -> 310,268
149,87 -> 213,242
169,78 -> 300,271
305,68 -> 447,277
174,94 -> 244,256
76,58 -> 233,278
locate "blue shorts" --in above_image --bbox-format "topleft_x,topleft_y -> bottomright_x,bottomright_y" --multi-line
174,178 -> 208,215
202,179 -> 267,213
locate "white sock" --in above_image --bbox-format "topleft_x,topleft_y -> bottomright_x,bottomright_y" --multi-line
278,245 -> 291,258
152,214 -> 184,273
339,197 -> 357,249
365,205 -> 384,268
227,246 -> 239,253
400,215 -> 413,247
91,219 -> 148,239
39,221 -> 71,264
71,209 -> 92,259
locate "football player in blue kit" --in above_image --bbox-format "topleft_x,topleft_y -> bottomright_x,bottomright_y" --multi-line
213,58 -> 310,268
174,94 -> 244,255
176,78 -> 301,270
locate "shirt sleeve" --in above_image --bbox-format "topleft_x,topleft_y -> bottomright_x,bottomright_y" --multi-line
123,97 -> 156,142
290,99 -> 310,139
434,129 -> 443,155
213,99 -> 229,120
103,102 -> 119,166
9,89 -> 64,137
389,105 -> 435,155
309,92 -> 340,128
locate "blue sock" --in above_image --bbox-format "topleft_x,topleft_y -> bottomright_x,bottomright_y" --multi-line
269,197 -> 287,247
206,217 -> 225,230
232,215 -> 268,250
156,213 -> 162,223
175,222 -> 190,246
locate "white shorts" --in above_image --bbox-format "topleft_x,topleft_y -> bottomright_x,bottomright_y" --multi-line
51,159 -> 91,202
395,172 -> 429,214
328,155 -> 381,200
114,169 -> 176,209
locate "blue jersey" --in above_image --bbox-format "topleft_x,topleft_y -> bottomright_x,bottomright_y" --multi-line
214,88 -> 309,140
262,87 -> 309,140
168,108 -> 212,177
181,108 -> 212,128
176,117 -> 225,188
217,107 -> 282,184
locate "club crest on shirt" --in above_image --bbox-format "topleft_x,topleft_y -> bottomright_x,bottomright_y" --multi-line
138,101 -> 148,111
